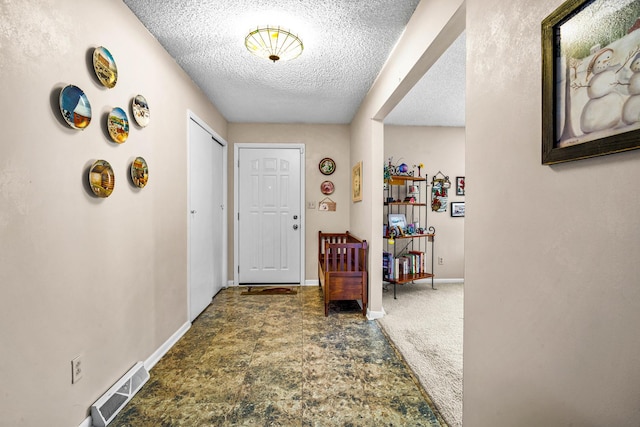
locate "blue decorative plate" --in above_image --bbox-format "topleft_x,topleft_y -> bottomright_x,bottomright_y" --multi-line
59,85 -> 91,130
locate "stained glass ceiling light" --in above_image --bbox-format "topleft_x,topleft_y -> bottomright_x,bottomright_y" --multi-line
245,26 -> 303,62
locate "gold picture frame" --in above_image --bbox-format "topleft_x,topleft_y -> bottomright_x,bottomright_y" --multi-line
352,161 -> 362,202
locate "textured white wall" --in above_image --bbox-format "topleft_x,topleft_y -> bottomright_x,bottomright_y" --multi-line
227,123 -> 351,281
384,125 -> 465,280
465,0 -> 640,425
0,1 -> 226,425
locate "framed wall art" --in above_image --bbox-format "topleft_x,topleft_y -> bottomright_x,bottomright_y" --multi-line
542,0 -> 640,164
451,202 -> 465,217
456,176 -> 465,196
352,161 -> 362,202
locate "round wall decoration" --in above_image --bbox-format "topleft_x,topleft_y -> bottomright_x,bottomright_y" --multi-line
92,46 -> 118,88
319,158 -> 336,175
59,85 -> 91,130
107,107 -> 130,143
132,94 -> 150,127
88,160 -> 115,198
320,180 -> 334,195
130,157 -> 149,188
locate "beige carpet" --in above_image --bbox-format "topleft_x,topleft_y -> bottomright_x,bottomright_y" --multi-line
378,281 -> 463,427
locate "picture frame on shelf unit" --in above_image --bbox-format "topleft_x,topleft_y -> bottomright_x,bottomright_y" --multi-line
388,213 -> 407,231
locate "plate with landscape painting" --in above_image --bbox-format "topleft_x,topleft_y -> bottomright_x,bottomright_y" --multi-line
108,107 -> 129,143
93,46 -> 118,88
132,94 -> 150,127
89,160 -> 115,198
130,156 -> 149,188
59,85 -> 91,130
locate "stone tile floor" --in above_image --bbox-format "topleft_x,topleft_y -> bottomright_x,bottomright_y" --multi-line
111,286 -> 445,426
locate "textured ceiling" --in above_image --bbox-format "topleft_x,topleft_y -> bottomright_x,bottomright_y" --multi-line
123,0 -> 465,126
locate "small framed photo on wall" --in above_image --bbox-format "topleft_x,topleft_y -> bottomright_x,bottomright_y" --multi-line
352,161 -> 362,202
451,202 -> 465,217
456,176 -> 465,196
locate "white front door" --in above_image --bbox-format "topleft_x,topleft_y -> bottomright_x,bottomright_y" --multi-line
237,146 -> 303,284
189,116 -> 225,321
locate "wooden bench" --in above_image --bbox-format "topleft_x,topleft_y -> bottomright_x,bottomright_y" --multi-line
318,231 -> 368,317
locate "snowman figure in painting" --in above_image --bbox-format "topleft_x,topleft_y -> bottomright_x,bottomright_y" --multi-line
580,48 -> 624,134
622,52 -> 640,125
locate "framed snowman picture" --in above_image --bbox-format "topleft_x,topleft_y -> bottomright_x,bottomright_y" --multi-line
542,0 -> 640,164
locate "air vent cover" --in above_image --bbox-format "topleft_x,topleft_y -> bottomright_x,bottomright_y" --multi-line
91,362 -> 149,426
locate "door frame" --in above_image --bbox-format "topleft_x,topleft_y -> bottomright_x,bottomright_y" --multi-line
187,110 -> 228,321
233,143 -> 306,286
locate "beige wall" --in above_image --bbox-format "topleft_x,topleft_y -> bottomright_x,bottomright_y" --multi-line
0,1 -> 226,426
384,125 -> 465,279
227,123 -> 351,281
465,0 -> 640,425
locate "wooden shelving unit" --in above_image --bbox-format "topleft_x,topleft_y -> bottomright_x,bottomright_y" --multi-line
383,174 -> 435,298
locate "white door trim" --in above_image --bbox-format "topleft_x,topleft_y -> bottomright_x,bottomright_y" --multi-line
233,143 -> 305,286
187,110 -> 228,321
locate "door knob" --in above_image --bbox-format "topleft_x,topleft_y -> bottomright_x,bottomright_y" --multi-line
191,210 -> 197,214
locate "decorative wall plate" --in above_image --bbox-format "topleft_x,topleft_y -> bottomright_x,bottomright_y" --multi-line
59,85 -> 91,130
132,94 -> 150,127
130,157 -> 149,188
93,46 -> 118,88
319,158 -> 336,175
320,180 -> 334,195
89,160 -> 115,197
108,107 -> 129,143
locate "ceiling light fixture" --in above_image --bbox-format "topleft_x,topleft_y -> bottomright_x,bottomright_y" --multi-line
245,26 -> 303,63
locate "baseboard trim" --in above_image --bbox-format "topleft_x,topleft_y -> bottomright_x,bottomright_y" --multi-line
396,278 -> 464,285
304,280 -> 319,286
434,278 -> 464,284
145,321 -> 191,371
78,416 -> 92,427
367,307 -> 386,320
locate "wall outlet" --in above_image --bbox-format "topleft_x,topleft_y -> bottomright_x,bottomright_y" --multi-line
307,201 -> 316,209
438,257 -> 444,265
72,355 -> 83,384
